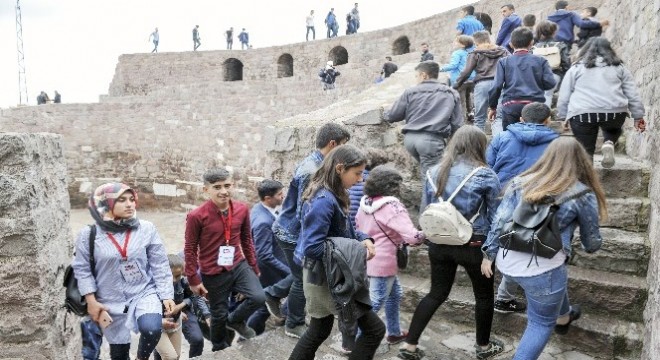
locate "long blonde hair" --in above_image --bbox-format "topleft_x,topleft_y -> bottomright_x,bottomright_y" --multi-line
519,137 -> 608,220
435,126 -> 488,196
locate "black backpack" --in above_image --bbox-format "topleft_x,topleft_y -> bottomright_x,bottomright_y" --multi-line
63,225 -> 96,317
499,190 -> 590,266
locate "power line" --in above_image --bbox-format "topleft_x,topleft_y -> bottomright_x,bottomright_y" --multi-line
16,0 -> 28,105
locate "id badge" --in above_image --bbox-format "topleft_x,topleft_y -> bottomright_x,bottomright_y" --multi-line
119,260 -> 143,283
217,246 -> 235,266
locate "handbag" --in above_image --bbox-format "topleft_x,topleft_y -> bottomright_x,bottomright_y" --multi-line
499,189 -> 591,266
63,225 -> 96,317
372,214 -> 408,270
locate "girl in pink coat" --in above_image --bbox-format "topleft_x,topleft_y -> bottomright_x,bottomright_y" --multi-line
355,165 -> 426,345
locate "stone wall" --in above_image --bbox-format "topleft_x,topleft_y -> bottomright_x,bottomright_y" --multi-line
606,0 -> 660,358
0,133 -> 77,358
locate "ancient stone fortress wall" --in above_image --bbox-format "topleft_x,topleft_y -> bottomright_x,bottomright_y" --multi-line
0,133 -> 79,358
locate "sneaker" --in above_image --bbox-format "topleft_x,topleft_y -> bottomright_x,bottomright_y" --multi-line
398,347 -> 425,360
494,299 -> 526,314
226,321 -> 256,340
266,316 -> 285,328
264,294 -> 284,319
601,141 -> 615,169
555,305 -> 582,335
284,324 -> 307,339
387,331 -> 409,345
475,339 -> 504,359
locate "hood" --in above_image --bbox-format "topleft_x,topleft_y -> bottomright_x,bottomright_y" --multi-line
548,9 -> 573,21
507,123 -> 559,146
359,196 -> 399,215
474,46 -> 509,59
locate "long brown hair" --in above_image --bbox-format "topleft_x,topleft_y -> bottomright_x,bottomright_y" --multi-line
435,126 -> 488,196
519,137 -> 608,220
303,144 -> 366,210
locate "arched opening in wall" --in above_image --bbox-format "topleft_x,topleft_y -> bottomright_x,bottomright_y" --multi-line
223,58 -> 243,81
329,46 -> 348,66
392,36 -> 411,55
277,53 -> 294,78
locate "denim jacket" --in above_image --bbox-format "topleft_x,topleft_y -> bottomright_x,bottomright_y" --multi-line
272,150 -> 324,244
423,159 -> 501,236
295,187 -> 369,263
482,177 -> 602,261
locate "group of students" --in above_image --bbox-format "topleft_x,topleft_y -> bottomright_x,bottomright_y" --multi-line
147,26 -> 249,53
36,90 -> 61,105
319,3 -> 360,39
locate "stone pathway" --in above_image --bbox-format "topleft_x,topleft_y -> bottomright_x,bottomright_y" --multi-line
69,209 -> 601,359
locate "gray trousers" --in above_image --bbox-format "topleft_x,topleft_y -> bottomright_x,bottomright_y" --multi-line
496,275 -> 520,301
403,131 -> 446,180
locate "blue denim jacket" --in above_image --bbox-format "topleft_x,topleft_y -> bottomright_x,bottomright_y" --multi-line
423,159 -> 501,236
272,150 -> 324,244
295,187 -> 369,263
482,178 -> 602,261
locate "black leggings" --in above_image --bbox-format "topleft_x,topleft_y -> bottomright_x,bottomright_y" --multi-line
288,311 -> 385,360
569,112 -> 627,156
406,242 -> 495,346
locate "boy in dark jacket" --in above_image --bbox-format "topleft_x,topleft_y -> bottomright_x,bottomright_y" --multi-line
488,27 -> 556,131
454,30 -> 508,131
486,102 -> 559,313
576,7 -> 604,48
547,1 -> 607,48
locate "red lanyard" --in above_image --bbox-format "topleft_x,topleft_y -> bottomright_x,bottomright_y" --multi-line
107,230 -> 132,261
220,207 -> 232,245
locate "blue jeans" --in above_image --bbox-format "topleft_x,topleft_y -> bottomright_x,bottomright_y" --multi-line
509,265 -> 570,359
81,316 -> 103,360
276,239 -> 306,329
369,276 -> 403,336
473,80 -> 495,130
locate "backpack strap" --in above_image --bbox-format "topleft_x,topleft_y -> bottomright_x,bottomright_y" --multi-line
447,166 -> 485,203
552,189 -> 592,206
88,225 -> 97,278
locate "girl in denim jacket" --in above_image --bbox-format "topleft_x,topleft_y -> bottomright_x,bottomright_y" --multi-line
289,144 -> 385,360
399,126 -> 503,360
481,137 -> 606,359
355,165 -> 426,346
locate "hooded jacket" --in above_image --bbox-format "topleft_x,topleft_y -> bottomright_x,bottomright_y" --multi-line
441,47 -> 476,84
487,122 -> 559,186
557,58 -> 645,120
355,196 -> 425,277
496,13 -> 521,48
547,10 -> 600,43
454,46 -> 509,88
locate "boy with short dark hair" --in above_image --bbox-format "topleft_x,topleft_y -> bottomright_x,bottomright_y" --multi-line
456,5 -> 485,35
548,1 -> 607,48
488,27 -> 556,131
486,102 -> 559,314
576,7 -> 603,48
184,168 -> 265,351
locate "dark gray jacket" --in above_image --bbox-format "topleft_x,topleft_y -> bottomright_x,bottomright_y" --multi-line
385,80 -> 464,136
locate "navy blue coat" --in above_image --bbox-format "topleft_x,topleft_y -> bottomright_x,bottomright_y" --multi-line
250,202 -> 289,287
348,169 -> 369,229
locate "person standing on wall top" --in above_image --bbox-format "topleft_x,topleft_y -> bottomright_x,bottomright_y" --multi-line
53,90 -> 62,104
226,27 -> 234,50
384,61 -> 464,186
350,3 -> 360,33
149,27 -> 159,53
456,5 -> 485,36
193,25 -> 201,51
239,28 -> 249,49
496,4 -> 521,53
548,1 -> 608,49
306,10 -> 316,41
420,42 -> 434,62
325,8 -> 338,38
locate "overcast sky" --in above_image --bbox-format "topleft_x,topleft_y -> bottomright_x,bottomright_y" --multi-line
0,0 -> 472,108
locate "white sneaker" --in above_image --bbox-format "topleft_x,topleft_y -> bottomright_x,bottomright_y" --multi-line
601,141 -> 615,169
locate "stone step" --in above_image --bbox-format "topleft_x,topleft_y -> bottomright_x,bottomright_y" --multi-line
403,228 -> 649,278
570,228 -> 649,277
593,154 -> 650,198
398,274 -> 644,359
401,247 -> 647,322
601,197 -> 650,231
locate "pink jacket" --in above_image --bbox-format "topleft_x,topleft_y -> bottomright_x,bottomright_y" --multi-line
355,196 -> 425,277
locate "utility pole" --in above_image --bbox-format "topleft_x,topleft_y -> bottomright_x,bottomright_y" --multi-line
16,0 -> 28,105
